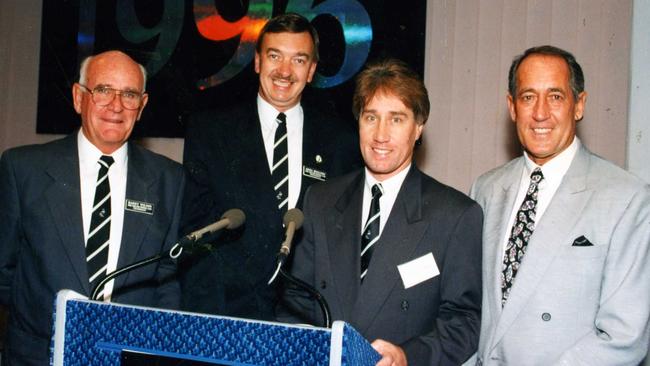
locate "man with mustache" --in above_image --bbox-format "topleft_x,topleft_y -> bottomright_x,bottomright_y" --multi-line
179,13 -> 361,320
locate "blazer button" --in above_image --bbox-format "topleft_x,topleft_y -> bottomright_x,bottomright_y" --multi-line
541,312 -> 552,321
400,300 -> 409,311
320,280 -> 327,289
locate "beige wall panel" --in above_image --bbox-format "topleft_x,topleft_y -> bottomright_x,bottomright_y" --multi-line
470,1 -> 506,182
419,0 -> 457,179
446,0 -> 480,188
586,1 -> 631,162
526,0 -> 553,44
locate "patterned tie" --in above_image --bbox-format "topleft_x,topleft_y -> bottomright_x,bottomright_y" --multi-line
86,155 -> 114,299
501,167 -> 544,306
272,112 -> 288,211
360,183 -> 383,281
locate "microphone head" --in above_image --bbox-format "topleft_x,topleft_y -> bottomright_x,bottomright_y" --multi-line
222,209 -> 246,229
283,208 -> 304,230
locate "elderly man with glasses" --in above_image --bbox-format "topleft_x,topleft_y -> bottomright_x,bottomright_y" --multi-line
0,50 -> 185,365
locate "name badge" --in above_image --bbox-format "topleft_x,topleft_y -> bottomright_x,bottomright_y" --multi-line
397,253 -> 439,289
302,165 -> 327,181
125,199 -> 154,215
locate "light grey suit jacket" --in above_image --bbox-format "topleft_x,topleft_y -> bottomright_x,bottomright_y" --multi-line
469,144 -> 650,365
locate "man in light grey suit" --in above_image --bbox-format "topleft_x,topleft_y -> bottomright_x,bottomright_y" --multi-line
470,45 -> 650,365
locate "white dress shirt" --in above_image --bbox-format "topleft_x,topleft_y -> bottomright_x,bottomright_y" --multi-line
78,130 -> 127,301
500,137 -> 581,259
361,164 -> 412,237
258,96 -> 304,209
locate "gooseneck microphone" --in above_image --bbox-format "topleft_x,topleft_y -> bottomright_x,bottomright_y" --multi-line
277,208 -> 304,263
268,208 -> 332,328
91,209 -> 245,301
180,208 -> 246,246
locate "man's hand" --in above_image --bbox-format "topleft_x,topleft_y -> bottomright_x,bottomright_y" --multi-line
371,339 -> 407,366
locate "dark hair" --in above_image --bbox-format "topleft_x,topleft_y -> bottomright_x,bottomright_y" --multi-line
352,58 -> 430,124
255,12 -> 319,62
508,45 -> 584,99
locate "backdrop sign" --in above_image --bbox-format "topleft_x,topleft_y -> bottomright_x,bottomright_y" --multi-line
37,1 -> 426,138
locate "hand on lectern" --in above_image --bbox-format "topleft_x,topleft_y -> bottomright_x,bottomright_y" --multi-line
372,339 -> 407,366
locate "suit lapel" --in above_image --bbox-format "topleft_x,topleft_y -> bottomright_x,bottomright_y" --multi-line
44,135 -> 90,294
354,168 -> 430,333
490,147 -> 592,350
299,106 -> 325,208
326,172 -> 364,320
231,104 -> 279,212
481,158 -> 523,348
115,144 -> 157,290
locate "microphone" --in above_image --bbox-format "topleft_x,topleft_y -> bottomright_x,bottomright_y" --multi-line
182,208 -> 246,244
277,208 -> 304,263
91,209 -> 245,301
267,208 -> 332,328
268,208 -> 304,284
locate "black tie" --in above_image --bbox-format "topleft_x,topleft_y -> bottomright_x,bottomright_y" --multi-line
272,112 -> 289,211
360,183 -> 383,281
86,155 -> 114,299
501,167 -> 544,305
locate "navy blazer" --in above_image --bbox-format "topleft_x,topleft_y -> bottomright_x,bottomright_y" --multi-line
0,134 -> 184,365
280,167 -> 483,365
179,99 -> 362,320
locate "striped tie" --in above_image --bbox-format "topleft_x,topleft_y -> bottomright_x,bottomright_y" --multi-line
360,183 -> 383,281
272,112 -> 289,211
86,155 -> 114,299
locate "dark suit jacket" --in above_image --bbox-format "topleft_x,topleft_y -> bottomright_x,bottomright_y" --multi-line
280,167 -> 483,366
179,99 -> 361,320
0,134 -> 184,365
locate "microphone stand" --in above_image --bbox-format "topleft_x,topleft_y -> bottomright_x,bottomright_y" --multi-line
91,254 -> 164,301
90,240 -> 189,301
278,267 -> 331,328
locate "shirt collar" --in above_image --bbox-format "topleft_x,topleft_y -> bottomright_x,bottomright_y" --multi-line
364,163 -> 412,193
523,137 -> 580,184
77,129 -> 128,168
257,94 -> 302,129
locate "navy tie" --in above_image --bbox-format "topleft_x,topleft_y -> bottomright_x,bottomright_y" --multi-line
86,155 -> 114,299
272,112 -> 288,211
360,183 -> 383,281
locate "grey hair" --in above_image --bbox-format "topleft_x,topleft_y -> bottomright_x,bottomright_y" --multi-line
78,53 -> 148,91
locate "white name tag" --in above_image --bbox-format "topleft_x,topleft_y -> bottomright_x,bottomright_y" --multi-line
302,165 -> 327,181
397,252 -> 439,289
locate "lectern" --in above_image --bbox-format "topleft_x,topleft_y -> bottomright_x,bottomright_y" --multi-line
50,290 -> 380,365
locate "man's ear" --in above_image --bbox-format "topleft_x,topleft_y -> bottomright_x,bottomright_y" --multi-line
254,52 -> 261,74
306,61 -> 317,83
136,93 -> 149,121
506,93 -> 517,123
574,91 -> 587,122
72,83 -> 83,114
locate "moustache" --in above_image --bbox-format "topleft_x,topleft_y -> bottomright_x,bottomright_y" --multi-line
270,74 -> 297,83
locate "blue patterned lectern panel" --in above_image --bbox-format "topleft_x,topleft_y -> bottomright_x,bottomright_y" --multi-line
50,290 -> 379,366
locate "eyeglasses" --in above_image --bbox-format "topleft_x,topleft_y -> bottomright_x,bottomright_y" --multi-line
78,84 -> 145,110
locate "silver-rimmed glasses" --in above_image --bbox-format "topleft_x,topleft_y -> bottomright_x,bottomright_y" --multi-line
78,84 -> 145,110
